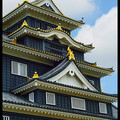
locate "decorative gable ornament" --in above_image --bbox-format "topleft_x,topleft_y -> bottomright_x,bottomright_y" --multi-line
66,47 -> 75,60
32,71 -> 39,78
21,20 -> 28,27
32,0 -> 63,15
56,23 -> 63,31
69,70 -> 75,76
45,3 -> 50,7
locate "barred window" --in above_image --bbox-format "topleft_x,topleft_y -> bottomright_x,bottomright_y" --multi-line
11,61 -> 27,77
99,102 -> 107,114
46,92 -> 55,105
71,97 -> 86,110
29,92 -> 34,102
2,116 -> 10,120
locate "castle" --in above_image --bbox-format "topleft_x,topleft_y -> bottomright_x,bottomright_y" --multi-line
2,0 -> 117,120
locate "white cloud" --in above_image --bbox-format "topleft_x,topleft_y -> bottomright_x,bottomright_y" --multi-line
53,0 -> 96,18
75,7 -> 117,70
3,0 -> 96,18
2,0 -> 33,16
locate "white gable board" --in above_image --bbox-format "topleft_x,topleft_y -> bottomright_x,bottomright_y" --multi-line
57,73 -> 86,88
35,0 -> 63,15
48,61 -> 98,91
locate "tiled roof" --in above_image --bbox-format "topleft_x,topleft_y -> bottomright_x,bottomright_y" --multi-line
7,25 -> 93,49
10,72 -> 117,98
2,91 -> 117,119
3,91 -> 35,106
2,33 -> 13,42
39,58 -> 71,81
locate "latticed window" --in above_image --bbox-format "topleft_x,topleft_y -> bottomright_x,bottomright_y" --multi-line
71,97 -> 86,110
46,92 -> 55,105
2,116 -> 10,120
11,61 -> 27,77
29,92 -> 34,102
99,102 -> 107,114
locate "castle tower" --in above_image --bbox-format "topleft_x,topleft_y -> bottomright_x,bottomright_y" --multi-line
2,0 -> 117,120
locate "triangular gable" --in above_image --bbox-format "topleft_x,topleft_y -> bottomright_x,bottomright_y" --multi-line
33,0 -> 63,15
45,60 -> 98,92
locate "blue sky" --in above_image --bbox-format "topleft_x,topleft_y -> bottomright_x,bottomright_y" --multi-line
3,0 -> 118,106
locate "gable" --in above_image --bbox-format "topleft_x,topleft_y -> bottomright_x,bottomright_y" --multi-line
47,61 -> 98,91
41,3 -> 55,12
57,73 -> 87,89
33,0 -> 63,15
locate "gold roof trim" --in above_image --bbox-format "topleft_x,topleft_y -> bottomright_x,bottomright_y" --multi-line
66,47 -> 75,60
56,23 -> 63,31
23,0 -> 29,2
33,0 -> 64,15
7,24 -> 93,49
21,20 -> 28,27
32,71 -> 39,79
2,0 -> 84,25
2,39 -> 114,72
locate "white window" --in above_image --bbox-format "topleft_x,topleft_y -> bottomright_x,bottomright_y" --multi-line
2,115 -> 10,120
46,92 -> 55,105
99,102 -> 107,114
11,61 -> 27,77
71,97 -> 86,110
29,92 -> 34,102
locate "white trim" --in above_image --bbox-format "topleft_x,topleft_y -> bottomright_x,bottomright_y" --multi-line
29,92 -> 34,102
11,61 -> 27,77
46,92 -> 56,105
35,0 -> 62,15
9,27 -> 92,53
48,61 -> 98,91
71,97 -> 86,110
3,102 -> 110,120
2,115 -> 10,120
99,102 -> 107,114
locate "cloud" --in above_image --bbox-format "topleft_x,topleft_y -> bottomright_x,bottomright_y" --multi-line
2,0 -> 33,16
53,0 -> 96,19
3,0 -> 96,18
74,7 -> 117,70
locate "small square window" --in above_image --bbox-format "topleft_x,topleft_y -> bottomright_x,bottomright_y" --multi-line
29,92 -> 34,102
2,115 -> 10,120
71,97 -> 86,110
46,92 -> 55,105
99,102 -> 107,114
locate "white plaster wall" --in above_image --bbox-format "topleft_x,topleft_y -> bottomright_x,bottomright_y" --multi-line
57,73 -> 85,88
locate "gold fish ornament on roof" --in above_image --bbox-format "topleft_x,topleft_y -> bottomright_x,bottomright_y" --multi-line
66,47 -> 75,60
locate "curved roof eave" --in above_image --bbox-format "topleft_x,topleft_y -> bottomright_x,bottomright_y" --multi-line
7,26 -> 94,53
2,1 -> 84,31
